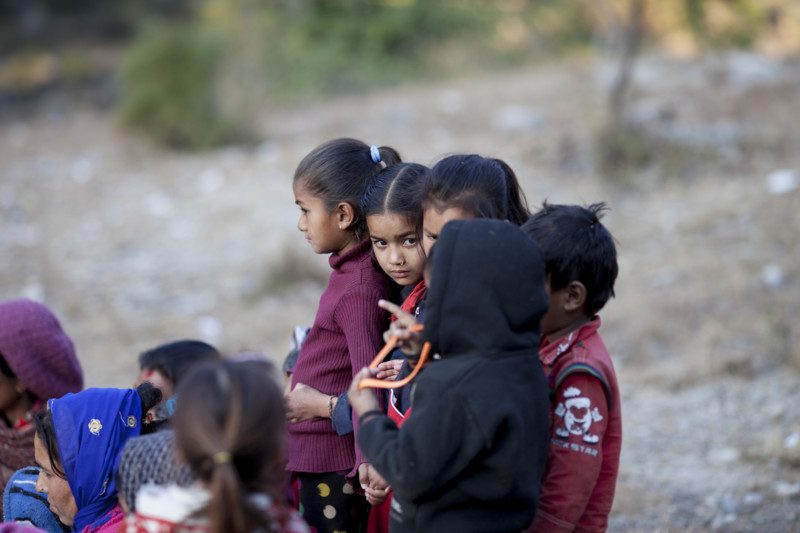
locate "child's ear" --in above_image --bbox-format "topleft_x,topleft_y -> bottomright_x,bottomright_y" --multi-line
563,281 -> 587,313
335,202 -> 356,230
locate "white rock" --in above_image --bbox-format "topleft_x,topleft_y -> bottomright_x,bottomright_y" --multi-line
70,157 -> 94,183
785,432 -> 800,449
21,279 -> 45,301
196,315 -> 223,346
711,513 -> 736,530
197,168 -> 225,194
742,492 -> 763,506
438,90 -> 465,115
725,52 -> 782,91
708,447 -> 740,464
492,105 -> 545,132
761,264 -> 783,288
774,480 -> 800,497
766,169 -> 798,196
145,193 -> 175,218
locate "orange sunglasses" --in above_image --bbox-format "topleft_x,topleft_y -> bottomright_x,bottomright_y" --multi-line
358,324 -> 431,390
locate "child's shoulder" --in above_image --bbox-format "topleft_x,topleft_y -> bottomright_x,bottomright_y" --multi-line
543,318 -> 618,393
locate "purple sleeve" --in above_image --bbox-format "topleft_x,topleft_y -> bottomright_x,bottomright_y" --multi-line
333,284 -> 388,477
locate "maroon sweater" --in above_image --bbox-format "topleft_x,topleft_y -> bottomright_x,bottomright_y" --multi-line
287,239 -> 391,475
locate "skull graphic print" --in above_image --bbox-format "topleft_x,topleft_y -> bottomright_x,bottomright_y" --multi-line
554,386 -> 604,444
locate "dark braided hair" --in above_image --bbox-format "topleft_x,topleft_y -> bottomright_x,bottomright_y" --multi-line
360,163 -> 429,233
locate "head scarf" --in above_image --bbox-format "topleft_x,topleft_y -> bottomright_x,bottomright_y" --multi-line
117,430 -> 195,512
50,388 -> 142,531
0,299 -> 83,400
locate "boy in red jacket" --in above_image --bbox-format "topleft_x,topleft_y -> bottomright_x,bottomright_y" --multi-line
522,202 -> 622,533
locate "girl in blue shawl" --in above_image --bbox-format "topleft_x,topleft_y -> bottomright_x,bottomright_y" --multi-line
32,385 -> 160,532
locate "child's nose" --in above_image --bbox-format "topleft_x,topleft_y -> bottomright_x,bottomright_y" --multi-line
35,471 -> 46,493
390,249 -> 404,265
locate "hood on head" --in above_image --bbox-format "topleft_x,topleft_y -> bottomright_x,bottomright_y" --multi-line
422,219 -> 548,358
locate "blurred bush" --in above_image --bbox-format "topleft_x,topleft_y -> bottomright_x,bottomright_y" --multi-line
118,22 -> 238,149
115,0 -> 490,148
256,1 -> 490,98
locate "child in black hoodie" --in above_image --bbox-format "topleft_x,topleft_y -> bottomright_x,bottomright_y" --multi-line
349,218 -> 551,532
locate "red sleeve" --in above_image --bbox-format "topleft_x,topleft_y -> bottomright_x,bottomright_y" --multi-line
333,285 -> 388,477
530,373 -> 609,533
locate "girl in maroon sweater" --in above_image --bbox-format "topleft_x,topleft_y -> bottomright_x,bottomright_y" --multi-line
288,138 -> 400,533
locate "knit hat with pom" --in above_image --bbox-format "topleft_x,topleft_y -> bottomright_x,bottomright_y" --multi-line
0,299 -> 83,401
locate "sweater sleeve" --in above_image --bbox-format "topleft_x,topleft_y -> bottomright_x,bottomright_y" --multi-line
333,284 -> 387,477
530,373 -> 608,533
331,392 -> 353,436
357,378 -> 485,502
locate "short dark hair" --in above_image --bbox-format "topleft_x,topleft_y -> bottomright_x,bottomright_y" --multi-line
138,340 -> 221,387
522,202 -> 618,316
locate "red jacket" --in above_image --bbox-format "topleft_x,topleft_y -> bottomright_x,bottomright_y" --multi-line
529,317 -> 622,532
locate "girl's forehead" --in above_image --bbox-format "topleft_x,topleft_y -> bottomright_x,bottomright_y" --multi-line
292,179 -> 309,196
367,212 -> 415,234
423,206 -> 475,230
293,182 -> 323,204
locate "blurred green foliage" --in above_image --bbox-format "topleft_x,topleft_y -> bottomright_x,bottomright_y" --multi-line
116,0 -> 492,148
683,0 -> 765,48
259,1 -> 491,97
118,23 -> 237,149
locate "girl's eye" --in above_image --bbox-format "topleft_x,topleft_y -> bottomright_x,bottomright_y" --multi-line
425,232 -> 437,241
402,237 -> 417,246
371,239 -> 387,248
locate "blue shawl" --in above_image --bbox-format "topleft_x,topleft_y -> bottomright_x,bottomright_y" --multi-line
50,388 -> 142,532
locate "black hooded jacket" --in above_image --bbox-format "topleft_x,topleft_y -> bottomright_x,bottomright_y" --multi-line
358,219 -> 551,532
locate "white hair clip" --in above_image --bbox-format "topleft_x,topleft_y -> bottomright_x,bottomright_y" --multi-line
370,145 -> 381,164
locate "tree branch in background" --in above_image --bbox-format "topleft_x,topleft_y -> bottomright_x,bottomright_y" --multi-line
608,0 -> 646,129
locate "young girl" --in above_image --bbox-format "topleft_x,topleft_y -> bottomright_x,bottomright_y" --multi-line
288,138 -> 400,532
366,155 -> 533,532
285,163 -> 429,430
349,219 -> 551,532
362,163 -> 428,292
361,162 -> 431,530
420,153 -> 529,255
126,360 -> 308,533
380,153 -> 532,357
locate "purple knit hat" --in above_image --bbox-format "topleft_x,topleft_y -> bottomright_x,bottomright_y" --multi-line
0,299 -> 83,401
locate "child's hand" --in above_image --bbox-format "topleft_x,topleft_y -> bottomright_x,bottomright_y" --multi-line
375,359 -> 403,381
378,299 -> 422,356
358,463 -> 391,506
285,383 -> 329,423
348,368 -> 380,416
